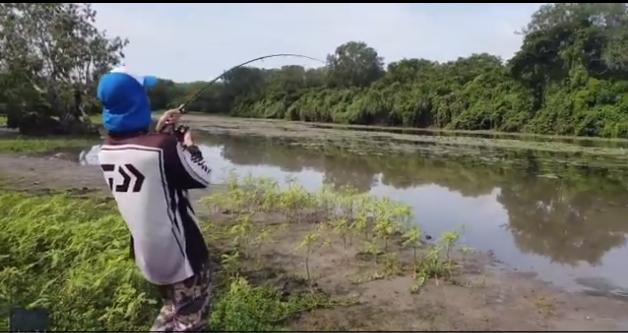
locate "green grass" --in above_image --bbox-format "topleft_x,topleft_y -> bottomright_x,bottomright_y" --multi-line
0,137 -> 98,154
0,114 -> 100,127
87,114 -> 103,125
0,191 -> 326,331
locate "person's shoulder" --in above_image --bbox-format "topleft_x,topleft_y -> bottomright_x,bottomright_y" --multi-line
103,133 -> 177,150
143,132 -> 178,148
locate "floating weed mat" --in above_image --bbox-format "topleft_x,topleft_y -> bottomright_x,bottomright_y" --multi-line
0,192 -> 331,331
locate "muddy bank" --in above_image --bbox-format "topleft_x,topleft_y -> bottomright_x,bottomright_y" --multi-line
2,153 -> 628,330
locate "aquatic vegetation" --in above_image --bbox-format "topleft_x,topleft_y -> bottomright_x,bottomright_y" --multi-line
202,172 -> 469,290
0,173 -> 469,330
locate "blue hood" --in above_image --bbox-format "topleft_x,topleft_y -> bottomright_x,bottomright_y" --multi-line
97,67 -> 158,133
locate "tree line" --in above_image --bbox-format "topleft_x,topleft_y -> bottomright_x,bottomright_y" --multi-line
150,3 -> 628,138
2,3 -> 628,137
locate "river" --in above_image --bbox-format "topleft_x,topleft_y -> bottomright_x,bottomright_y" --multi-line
75,133 -> 628,295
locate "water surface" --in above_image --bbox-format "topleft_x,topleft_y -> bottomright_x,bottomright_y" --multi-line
77,134 -> 628,295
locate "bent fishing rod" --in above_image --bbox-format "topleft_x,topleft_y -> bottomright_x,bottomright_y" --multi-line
166,53 -> 327,137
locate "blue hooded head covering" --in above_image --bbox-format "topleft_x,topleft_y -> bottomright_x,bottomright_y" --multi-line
97,67 -> 159,133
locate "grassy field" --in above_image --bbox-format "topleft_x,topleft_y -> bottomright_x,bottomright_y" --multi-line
0,137 -> 97,154
0,173 -> 466,331
0,113 -> 102,154
0,114 -> 102,127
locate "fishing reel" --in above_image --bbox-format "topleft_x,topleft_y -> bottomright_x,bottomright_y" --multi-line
161,118 -> 188,142
170,123 -> 202,156
162,111 -> 199,153
160,106 -> 188,141
172,124 -> 190,143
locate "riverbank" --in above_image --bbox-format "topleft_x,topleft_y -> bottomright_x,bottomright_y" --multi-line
1,154 -> 628,330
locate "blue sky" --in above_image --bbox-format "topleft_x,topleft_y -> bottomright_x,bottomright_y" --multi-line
92,3 -> 546,83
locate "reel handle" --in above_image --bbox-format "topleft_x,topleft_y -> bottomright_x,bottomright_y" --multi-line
162,104 -> 188,141
173,124 -> 190,142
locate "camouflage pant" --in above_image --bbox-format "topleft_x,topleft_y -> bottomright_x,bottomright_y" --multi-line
151,265 -> 212,332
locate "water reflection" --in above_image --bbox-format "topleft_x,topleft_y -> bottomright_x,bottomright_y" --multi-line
78,134 -> 628,291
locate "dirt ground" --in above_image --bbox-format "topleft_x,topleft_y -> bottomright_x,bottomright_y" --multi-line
2,153 -> 628,331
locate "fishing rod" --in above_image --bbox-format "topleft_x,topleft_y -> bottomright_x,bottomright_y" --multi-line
166,53 -> 327,138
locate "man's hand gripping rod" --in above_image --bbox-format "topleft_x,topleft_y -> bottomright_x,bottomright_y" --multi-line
165,53 -> 326,139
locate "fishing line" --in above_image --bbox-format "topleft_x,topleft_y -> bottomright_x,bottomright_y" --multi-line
181,53 -> 326,110
167,53 -> 327,136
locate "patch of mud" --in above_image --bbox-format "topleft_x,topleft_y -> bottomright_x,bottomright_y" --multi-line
31,147 -> 85,161
6,186 -> 100,197
0,155 -> 108,196
244,267 -> 315,300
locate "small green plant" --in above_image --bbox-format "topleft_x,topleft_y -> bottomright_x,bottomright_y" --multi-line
296,225 -> 327,281
211,277 -> 329,331
331,217 -> 351,249
402,225 -> 422,275
221,251 -> 241,277
252,226 -> 274,265
229,213 -> 254,251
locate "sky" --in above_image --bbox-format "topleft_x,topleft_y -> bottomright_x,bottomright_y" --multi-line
92,3 -> 546,83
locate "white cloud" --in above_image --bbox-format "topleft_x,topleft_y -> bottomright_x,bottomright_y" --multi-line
92,3 -> 546,82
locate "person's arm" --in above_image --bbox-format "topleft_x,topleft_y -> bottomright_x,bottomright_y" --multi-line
163,136 -> 211,189
155,108 -> 183,134
155,116 -> 172,134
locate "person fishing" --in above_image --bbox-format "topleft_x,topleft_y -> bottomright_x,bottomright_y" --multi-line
96,66 -> 213,331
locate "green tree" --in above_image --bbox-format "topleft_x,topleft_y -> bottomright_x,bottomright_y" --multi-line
0,3 -> 127,135
325,41 -> 385,88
